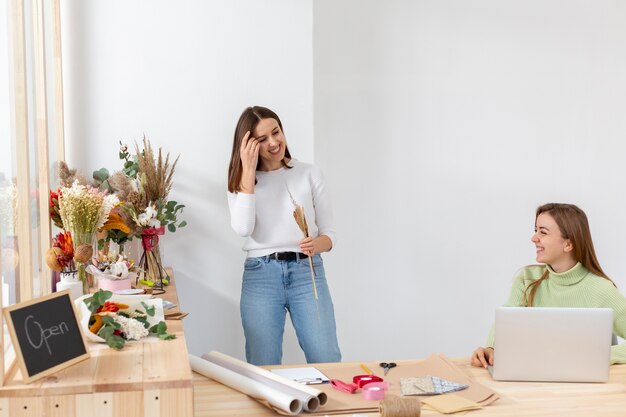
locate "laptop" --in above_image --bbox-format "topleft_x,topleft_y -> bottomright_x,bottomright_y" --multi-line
488,306 -> 613,382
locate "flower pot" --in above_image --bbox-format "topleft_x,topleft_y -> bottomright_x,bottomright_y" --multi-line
97,277 -> 131,292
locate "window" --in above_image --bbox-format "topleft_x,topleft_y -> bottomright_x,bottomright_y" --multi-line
1,0 -> 65,383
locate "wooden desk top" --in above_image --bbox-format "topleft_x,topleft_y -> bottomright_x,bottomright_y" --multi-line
192,358 -> 626,417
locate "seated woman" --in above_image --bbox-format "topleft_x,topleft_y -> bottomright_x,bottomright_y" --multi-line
471,203 -> 626,367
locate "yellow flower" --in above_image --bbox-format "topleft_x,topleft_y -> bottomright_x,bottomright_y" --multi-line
101,211 -> 131,234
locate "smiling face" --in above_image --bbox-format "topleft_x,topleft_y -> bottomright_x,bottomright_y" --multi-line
254,118 -> 287,171
531,212 -> 576,272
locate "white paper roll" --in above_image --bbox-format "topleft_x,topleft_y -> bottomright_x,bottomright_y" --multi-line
56,280 -> 83,302
202,350 -> 326,412
189,354 -> 303,415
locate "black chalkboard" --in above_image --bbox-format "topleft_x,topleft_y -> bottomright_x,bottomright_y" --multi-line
3,290 -> 90,383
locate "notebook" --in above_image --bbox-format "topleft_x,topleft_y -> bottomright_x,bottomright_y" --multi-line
488,306 -> 613,382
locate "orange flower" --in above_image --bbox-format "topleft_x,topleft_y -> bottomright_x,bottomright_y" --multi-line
52,231 -> 74,257
101,210 -> 131,234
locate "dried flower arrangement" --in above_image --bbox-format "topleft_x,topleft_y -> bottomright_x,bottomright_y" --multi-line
90,137 -> 186,289
47,171 -> 118,292
48,137 -> 186,295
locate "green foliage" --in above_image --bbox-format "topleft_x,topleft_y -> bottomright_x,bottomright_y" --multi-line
149,321 -> 176,341
98,316 -> 125,350
98,229 -> 132,250
119,141 -> 140,179
84,290 -> 113,313
92,167 -> 113,193
141,301 -> 155,317
157,198 -> 187,233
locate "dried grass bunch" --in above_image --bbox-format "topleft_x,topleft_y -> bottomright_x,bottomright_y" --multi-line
135,137 -> 179,206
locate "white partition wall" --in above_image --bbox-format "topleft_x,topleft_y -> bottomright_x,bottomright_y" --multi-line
314,0 -> 626,360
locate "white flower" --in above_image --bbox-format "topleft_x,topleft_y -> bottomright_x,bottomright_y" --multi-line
137,212 -> 149,226
145,205 -> 157,219
113,315 -> 149,341
136,204 -> 160,227
107,261 -> 129,278
95,194 -> 120,230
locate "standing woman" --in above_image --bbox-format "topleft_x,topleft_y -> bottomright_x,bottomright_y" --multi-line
471,203 -> 626,367
227,106 -> 342,366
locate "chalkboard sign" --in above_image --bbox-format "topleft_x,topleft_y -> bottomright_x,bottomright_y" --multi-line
3,290 -> 90,383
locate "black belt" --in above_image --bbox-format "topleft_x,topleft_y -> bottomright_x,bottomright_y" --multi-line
269,252 -> 308,261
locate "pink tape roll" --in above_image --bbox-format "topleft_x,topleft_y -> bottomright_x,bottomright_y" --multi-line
361,381 -> 389,401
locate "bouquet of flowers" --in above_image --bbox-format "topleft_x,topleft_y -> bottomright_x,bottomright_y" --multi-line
79,289 -> 175,350
91,138 -> 186,289
56,180 -> 119,291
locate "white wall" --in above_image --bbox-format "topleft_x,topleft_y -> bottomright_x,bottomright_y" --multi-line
61,0 -> 626,364
61,0 -> 314,363
314,0 -> 626,360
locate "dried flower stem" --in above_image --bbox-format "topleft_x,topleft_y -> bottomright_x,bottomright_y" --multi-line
293,205 -> 318,300
135,136 -> 179,206
287,188 -> 320,319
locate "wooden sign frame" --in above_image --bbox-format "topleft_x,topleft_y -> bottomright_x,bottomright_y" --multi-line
2,290 -> 90,383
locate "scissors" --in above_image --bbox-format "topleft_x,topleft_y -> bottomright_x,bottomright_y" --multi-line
379,362 -> 397,376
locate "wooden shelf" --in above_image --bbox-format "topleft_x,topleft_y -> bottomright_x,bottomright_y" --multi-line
0,269 -> 193,417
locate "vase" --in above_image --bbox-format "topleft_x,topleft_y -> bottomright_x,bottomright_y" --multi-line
71,231 -> 96,294
57,270 -> 83,301
138,226 -> 169,293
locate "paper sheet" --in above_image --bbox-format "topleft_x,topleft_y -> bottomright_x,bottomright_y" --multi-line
305,353 -> 499,415
421,393 -> 482,414
271,367 -> 330,384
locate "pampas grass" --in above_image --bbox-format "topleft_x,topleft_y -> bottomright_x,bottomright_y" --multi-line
58,161 -> 87,188
135,136 -> 179,204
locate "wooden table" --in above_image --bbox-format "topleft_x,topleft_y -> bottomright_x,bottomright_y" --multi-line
0,272 -> 193,417
192,359 -> 626,416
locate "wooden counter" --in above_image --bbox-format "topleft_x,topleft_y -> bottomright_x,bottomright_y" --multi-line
192,358 -> 626,417
0,272 -> 193,417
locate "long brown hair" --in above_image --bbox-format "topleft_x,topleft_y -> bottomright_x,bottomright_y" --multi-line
227,106 -> 292,193
524,203 -> 614,306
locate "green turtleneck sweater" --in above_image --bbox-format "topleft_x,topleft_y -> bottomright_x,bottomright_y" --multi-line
486,262 -> 626,364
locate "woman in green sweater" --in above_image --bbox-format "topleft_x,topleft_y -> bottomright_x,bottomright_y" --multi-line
471,203 -> 626,368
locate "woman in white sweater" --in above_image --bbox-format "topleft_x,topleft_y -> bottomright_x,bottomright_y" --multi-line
227,106 -> 341,365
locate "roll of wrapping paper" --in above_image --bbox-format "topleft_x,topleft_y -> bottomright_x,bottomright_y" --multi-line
189,355 -> 303,416
202,350 -> 327,412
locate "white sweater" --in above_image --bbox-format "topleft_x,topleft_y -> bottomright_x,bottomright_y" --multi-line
227,160 -> 336,258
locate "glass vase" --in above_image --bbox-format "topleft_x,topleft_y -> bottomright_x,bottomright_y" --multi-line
71,231 -> 96,294
138,227 -> 168,294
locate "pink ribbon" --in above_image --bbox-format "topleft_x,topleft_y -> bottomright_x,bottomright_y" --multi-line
141,226 -> 165,252
361,381 -> 389,401
329,379 -> 359,394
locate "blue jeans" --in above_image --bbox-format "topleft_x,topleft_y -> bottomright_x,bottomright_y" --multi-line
240,254 -> 342,365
